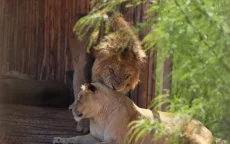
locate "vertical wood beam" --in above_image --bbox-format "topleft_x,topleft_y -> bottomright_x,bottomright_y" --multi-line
159,57 -> 173,111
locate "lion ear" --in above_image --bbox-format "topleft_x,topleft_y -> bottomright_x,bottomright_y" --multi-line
134,48 -> 146,59
84,83 -> 97,92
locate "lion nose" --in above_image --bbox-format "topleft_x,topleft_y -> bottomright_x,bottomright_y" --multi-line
69,107 -> 72,111
69,104 -> 74,111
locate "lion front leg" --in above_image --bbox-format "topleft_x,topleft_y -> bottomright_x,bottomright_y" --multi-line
53,134 -> 100,144
53,136 -> 79,144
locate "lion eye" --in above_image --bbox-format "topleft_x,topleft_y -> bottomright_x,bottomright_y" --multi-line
109,68 -> 114,74
125,74 -> 131,80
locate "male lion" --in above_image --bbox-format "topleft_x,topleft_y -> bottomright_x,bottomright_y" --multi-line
70,13 -> 146,94
69,13 -> 146,132
53,82 -> 214,144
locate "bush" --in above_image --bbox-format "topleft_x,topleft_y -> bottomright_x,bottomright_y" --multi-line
75,0 -> 230,142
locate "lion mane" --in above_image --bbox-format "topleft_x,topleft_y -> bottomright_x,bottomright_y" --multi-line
91,13 -> 146,93
70,12 -> 146,94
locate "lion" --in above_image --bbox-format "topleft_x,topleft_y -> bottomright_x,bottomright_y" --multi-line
69,12 -> 146,133
53,82 -> 214,144
70,12 -> 146,94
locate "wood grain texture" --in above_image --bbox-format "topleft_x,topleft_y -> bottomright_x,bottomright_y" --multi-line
159,58 -> 173,111
0,0 -> 157,108
0,0 -> 89,83
0,104 -> 82,144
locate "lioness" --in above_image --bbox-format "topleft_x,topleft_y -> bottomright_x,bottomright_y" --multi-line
53,82 -> 213,144
69,13 -> 146,132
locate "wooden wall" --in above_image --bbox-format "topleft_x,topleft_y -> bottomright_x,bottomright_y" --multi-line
0,0 -> 156,108
0,0 -> 90,82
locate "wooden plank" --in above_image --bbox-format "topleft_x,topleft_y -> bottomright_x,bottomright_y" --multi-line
0,0 -> 158,107
8,0 -> 15,71
18,0 -> 26,73
40,0 -> 49,80
0,0 -> 5,74
159,58 -> 173,111
13,0 -> 19,71
24,0 -> 29,74
148,53 -> 154,104
50,0 -> 55,80
56,0 -> 61,81
137,4 -> 149,108
66,0 -> 75,84
138,54 -> 149,108
37,0 -> 45,80
2,0 -> 10,73
64,0 -> 69,84
33,0 -> 39,79
0,104 -> 81,144
30,0 -> 36,78
151,52 -> 157,101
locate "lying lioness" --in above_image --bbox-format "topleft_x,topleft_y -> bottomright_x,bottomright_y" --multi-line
53,82 -> 213,144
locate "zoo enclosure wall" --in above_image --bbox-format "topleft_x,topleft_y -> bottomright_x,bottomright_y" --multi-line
0,0 -> 157,108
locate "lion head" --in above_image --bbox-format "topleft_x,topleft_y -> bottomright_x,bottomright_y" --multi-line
92,31 -> 146,93
69,83 -> 111,122
70,13 -> 146,95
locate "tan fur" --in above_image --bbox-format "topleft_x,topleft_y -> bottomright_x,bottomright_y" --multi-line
70,12 -> 146,95
108,13 -> 142,49
53,82 -> 214,144
69,13 -> 146,133
158,111 -> 214,144
91,14 -> 146,93
92,53 -> 144,93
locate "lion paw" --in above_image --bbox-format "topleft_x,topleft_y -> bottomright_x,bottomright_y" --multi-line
53,137 -> 80,144
53,137 -> 67,144
53,137 -> 76,144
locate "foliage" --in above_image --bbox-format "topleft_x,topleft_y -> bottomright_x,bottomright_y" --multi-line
146,0 -> 230,142
73,0 -> 230,142
126,119 -> 166,144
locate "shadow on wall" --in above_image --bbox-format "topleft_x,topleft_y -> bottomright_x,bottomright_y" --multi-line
0,71 -> 74,108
